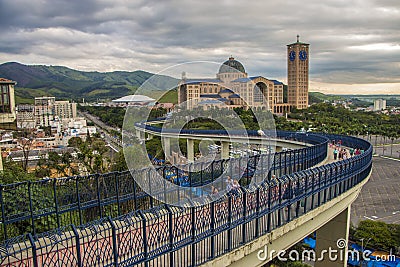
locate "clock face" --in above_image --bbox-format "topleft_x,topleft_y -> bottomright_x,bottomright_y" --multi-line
299,50 -> 307,61
289,51 -> 296,61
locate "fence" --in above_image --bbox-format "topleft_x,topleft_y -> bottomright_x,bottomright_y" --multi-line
0,132 -> 327,241
0,133 -> 372,266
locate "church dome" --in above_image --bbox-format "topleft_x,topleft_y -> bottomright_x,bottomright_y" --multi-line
218,57 -> 245,74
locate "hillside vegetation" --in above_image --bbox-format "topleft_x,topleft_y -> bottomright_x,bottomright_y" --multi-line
0,62 -> 178,103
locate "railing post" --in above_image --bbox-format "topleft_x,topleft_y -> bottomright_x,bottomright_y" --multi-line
72,224 -> 83,267
138,211 -> 148,266
28,181 -> 36,236
227,194 -> 232,251
189,163 -> 192,187
242,190 -> 247,244
132,174 -> 138,210
287,178 -> 291,222
277,181 -> 282,226
303,173 -> 308,214
191,206 -> 196,267
255,188 -> 260,238
166,205 -> 174,267
267,181 -> 272,232
96,174 -> 103,219
115,173 -> 121,216
210,201 -> 215,259
76,177 -> 83,225
107,216 -> 118,267
211,161 -> 214,183
200,163 -> 203,185
147,169 -> 154,208
27,233 -> 38,267
53,179 -> 60,229
0,185 -> 7,240
283,151 -> 288,175
311,171 -> 315,209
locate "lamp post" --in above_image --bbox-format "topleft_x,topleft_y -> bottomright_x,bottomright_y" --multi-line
359,238 -> 372,267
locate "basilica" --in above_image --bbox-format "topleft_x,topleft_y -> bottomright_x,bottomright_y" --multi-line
178,37 -> 310,114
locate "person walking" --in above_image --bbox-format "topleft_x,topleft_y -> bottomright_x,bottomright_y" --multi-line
333,147 -> 338,160
226,176 -> 233,191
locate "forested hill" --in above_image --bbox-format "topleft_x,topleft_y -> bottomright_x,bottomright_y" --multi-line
0,62 -> 178,103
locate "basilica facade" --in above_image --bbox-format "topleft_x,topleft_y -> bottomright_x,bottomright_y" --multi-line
178,37 -> 309,114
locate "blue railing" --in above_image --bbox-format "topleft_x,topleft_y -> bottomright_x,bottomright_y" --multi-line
0,133 -> 372,267
0,132 -> 328,241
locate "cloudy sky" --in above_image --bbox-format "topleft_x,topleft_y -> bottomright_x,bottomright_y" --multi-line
0,0 -> 399,94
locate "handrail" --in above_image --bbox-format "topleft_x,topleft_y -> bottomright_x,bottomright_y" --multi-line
0,131 -> 328,241
0,133 -> 372,267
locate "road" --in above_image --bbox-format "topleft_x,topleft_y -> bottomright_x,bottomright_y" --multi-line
79,111 -> 122,152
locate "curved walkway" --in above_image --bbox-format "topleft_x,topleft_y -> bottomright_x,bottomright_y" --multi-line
0,133 -> 372,267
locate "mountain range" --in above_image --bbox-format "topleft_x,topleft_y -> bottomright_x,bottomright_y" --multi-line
0,62 -> 179,104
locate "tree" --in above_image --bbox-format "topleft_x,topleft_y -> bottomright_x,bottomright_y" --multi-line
354,220 -> 398,251
75,137 -> 110,174
110,151 -> 128,172
18,137 -> 33,172
1,161 -> 36,184
68,137 -> 83,148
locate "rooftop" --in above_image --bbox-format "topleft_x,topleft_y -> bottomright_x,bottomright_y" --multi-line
112,95 -> 155,103
218,57 -> 246,74
0,78 -> 16,84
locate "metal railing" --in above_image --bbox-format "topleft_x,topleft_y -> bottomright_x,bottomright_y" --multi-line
0,132 -> 327,241
0,133 -> 372,267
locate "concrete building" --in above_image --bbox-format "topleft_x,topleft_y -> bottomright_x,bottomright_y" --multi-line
287,35 -> 310,109
34,97 -> 55,127
0,78 -> 17,129
373,99 -> 386,111
16,104 -> 35,129
34,97 -> 77,127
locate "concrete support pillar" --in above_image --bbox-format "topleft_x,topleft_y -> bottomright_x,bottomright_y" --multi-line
147,133 -> 154,140
136,129 -> 141,140
187,139 -> 194,163
221,141 -> 230,159
163,137 -> 171,158
315,206 -> 351,267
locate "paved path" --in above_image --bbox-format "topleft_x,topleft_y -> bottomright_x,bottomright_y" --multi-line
351,156 -> 400,225
374,144 -> 400,159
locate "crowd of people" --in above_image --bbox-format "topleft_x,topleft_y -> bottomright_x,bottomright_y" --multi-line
330,141 -> 364,160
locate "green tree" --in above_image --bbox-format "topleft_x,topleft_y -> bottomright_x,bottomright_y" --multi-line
354,220 -> 398,251
110,151 -> 128,172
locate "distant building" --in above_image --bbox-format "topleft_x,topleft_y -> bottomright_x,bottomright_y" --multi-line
16,104 -> 35,129
287,35 -> 310,109
111,95 -> 155,106
0,78 -> 17,129
35,97 -> 56,127
374,99 -> 386,111
178,37 -> 310,114
34,97 -> 77,127
178,57 -> 291,113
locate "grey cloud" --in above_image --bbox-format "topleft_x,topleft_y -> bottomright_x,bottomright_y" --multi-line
0,0 -> 399,90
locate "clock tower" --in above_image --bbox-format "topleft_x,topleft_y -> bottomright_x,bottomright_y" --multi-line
287,35 -> 309,109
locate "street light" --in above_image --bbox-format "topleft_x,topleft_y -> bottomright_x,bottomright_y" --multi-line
359,238 -> 372,267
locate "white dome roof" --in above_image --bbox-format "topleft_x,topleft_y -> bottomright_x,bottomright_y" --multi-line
112,95 -> 155,103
